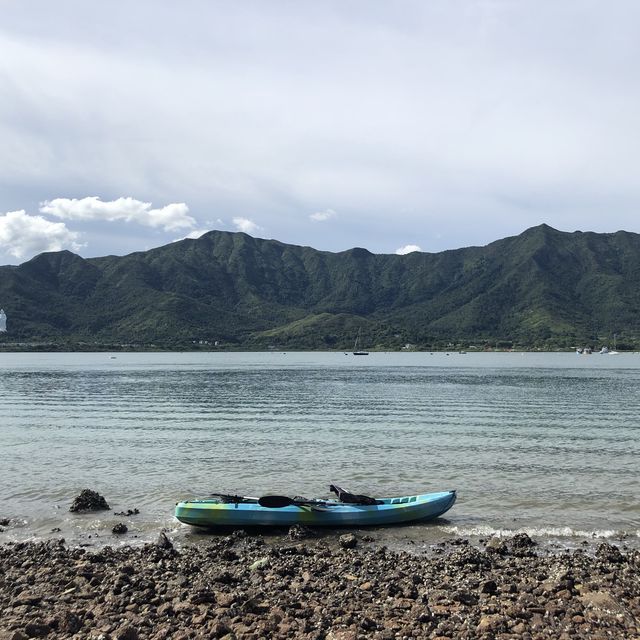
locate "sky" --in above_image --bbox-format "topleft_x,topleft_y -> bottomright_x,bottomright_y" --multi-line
1,0 -> 639,265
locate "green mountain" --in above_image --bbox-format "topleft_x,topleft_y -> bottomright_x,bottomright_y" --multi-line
1,224 -> 639,350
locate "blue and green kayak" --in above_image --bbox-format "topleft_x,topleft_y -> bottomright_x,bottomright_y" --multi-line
175,490 -> 456,528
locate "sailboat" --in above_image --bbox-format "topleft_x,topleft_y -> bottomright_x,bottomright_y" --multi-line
353,328 -> 369,355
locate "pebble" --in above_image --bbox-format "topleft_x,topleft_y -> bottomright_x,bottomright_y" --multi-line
0,537 -> 638,638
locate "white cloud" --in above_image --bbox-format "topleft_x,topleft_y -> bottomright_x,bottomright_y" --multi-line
309,208 -> 337,222
40,197 -> 195,232
1,3 -> 640,256
0,210 -> 83,259
395,244 -> 422,255
173,229 -> 209,242
232,217 -> 261,234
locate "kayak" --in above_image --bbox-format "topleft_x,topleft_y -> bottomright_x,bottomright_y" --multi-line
175,490 -> 456,528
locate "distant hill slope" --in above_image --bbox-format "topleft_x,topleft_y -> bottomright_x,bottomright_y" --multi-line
1,224 -> 639,349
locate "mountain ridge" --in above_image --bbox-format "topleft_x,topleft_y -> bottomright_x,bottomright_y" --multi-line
1,225 -> 639,350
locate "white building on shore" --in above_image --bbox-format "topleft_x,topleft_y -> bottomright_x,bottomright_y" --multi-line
0,309 -> 6,332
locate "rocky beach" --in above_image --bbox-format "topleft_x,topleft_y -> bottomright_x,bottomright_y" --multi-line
0,529 -> 638,640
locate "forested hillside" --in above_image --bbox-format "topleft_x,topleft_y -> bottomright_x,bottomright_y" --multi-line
1,225 -> 638,350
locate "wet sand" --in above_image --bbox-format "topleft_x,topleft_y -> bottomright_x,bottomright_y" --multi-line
0,531 -> 638,639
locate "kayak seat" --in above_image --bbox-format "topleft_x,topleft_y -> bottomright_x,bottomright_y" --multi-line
329,484 -> 384,506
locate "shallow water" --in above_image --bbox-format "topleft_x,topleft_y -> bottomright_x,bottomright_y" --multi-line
0,351 -> 638,551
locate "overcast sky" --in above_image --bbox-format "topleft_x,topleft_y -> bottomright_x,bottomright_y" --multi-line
1,1 -> 639,264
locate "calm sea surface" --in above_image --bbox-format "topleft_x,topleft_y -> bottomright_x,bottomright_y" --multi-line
1,351 -> 638,551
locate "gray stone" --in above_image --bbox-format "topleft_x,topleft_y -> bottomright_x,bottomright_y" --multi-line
339,534 -> 357,549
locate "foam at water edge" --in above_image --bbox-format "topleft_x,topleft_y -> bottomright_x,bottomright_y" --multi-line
440,525 -> 640,540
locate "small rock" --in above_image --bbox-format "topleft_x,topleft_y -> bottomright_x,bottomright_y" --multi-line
339,533 -> 357,549
453,590 -> 478,605
157,603 -> 174,617
480,579 -> 498,594
190,591 -> 216,604
511,532 -> 536,549
596,542 -> 624,564
156,531 -> 173,549
115,625 -> 138,640
476,614 -> 504,633
112,523 -> 128,534
215,592 -> 236,608
219,548 -> 239,561
485,537 -> 507,555
449,546 -> 488,567
326,630 -> 358,640
288,524 -> 313,539
249,557 -> 269,571
11,592 -> 42,607
24,622 -> 50,638
581,590 -> 629,616
0,517 -> 10,526
69,489 -> 110,513
58,612 -> 82,634
512,621 -> 528,634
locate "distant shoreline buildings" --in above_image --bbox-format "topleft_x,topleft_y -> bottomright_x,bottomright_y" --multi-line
0,309 -> 6,332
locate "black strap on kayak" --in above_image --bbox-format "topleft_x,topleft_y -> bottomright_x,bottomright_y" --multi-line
210,493 -> 253,504
329,484 -> 383,505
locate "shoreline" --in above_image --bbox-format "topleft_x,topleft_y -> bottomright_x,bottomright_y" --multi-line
0,347 -> 632,353
1,533 -> 638,639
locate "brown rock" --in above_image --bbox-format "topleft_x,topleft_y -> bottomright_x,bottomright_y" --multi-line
215,592 -> 236,608
11,593 -> 42,607
156,603 -> 174,617
485,537 -> 507,555
476,614 -> 505,633
115,625 -> 139,640
326,630 -> 358,640
581,590 -> 631,621
173,602 -> 194,614
339,534 -> 357,549
512,621 -> 528,634
58,612 -> 82,634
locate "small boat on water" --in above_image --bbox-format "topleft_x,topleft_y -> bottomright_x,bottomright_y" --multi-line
352,328 -> 369,356
175,487 -> 456,528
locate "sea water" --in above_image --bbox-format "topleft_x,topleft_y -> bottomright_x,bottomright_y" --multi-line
0,351 -> 638,551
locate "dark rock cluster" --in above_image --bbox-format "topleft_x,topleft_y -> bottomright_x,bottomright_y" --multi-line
69,490 -> 110,513
0,535 -> 638,639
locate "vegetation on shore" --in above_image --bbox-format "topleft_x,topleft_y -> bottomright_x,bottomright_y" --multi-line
1,224 -> 639,351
